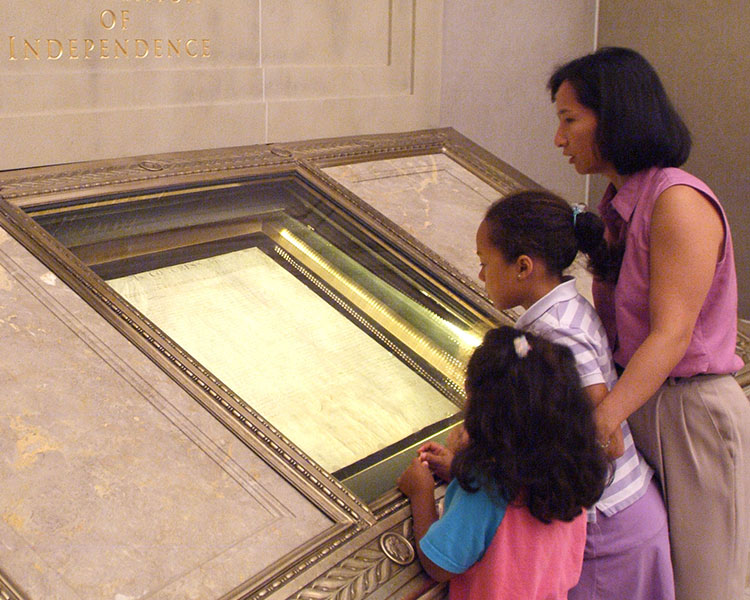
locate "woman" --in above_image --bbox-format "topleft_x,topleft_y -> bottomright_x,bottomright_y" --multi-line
548,46 -> 750,600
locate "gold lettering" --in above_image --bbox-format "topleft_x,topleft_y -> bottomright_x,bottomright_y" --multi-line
115,39 -> 128,58
135,39 -> 148,58
185,38 -> 198,57
6,35 -> 211,61
100,10 -> 116,30
47,39 -> 63,60
24,39 -> 40,60
121,10 -> 130,31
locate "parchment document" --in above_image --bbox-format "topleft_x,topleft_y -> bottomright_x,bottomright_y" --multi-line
109,248 -> 458,472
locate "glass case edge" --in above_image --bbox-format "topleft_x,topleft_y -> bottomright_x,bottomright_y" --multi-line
0,147 -> 296,207
234,504 -> 425,600
0,197 -> 375,529
0,569 -> 25,600
290,162 -> 508,328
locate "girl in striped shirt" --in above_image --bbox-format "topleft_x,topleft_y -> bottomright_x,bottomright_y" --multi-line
421,190 -> 674,599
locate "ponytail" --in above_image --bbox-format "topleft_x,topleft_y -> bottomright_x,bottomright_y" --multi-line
485,190 -> 623,283
573,210 -> 623,284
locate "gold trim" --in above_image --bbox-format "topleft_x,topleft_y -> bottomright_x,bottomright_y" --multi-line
291,521 -> 414,600
0,569 -> 24,600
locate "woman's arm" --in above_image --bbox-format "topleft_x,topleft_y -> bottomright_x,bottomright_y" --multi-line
595,184 -> 724,438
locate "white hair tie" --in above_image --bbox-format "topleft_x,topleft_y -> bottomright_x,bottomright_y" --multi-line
514,334 -> 531,358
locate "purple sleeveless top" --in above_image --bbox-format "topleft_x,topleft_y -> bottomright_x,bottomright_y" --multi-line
592,167 -> 744,377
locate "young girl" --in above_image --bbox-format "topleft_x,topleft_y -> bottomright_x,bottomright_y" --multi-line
418,190 -> 674,599
398,326 -> 609,599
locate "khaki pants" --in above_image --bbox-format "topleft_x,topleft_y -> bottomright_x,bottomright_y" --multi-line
628,374 -> 750,600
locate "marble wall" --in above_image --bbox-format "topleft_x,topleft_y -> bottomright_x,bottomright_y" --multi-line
440,0 -> 598,207
596,0 -> 750,318
0,0 -> 441,170
440,0 -> 750,318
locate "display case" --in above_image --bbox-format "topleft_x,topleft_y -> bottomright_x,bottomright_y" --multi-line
1,129 -> 747,600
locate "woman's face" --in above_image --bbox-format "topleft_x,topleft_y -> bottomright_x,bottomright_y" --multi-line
553,80 -> 608,176
475,220 -> 524,310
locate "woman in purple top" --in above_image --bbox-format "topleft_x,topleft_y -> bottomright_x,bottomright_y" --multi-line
548,47 -> 750,600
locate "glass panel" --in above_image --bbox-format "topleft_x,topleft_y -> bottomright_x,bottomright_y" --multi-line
324,153 -> 503,285
29,177 -> 490,501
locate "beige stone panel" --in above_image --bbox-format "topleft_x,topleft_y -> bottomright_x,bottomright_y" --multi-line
1,0 -> 264,169
0,229 -> 331,599
267,0 -> 441,144
0,102 -> 266,170
0,67 -> 263,113
262,0 -> 394,66
3,0 -> 259,64
1,0 -> 444,173
267,95 -> 437,142
325,154 -> 500,285
263,1 -> 429,103
413,0 -> 443,105
264,64 -> 411,100
439,0 -> 596,205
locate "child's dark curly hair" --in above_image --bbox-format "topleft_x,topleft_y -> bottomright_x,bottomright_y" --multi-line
451,326 -> 611,523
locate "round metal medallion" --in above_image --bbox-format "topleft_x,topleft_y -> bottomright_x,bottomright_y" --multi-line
137,161 -> 166,172
269,147 -> 293,158
379,532 -> 415,566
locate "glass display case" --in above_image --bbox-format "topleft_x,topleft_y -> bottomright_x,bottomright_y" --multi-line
0,129 -> 562,600
29,173 -> 488,499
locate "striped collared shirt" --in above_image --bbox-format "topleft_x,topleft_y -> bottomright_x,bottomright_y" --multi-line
516,278 -> 653,517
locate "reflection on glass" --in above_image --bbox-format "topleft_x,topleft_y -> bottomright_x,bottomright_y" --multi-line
324,154 -> 503,285
30,179 -> 490,500
108,245 -> 458,473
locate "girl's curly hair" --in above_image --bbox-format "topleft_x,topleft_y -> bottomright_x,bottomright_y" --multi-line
451,326 -> 611,523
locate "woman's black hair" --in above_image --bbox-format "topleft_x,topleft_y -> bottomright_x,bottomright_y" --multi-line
452,326 -> 610,523
547,46 -> 691,175
484,189 -> 621,283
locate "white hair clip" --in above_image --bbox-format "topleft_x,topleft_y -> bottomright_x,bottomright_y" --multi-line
514,334 -> 531,358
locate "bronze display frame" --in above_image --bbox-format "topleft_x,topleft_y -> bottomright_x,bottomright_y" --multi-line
1,128 -> 747,600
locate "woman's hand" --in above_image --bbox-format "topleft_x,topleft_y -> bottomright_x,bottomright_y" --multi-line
586,383 -> 625,458
594,405 -> 625,458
